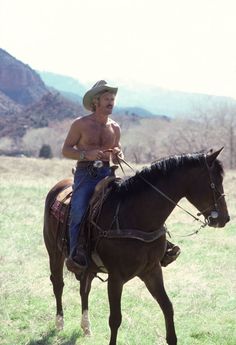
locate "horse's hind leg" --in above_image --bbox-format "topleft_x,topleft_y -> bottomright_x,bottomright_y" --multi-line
48,250 -> 65,330
107,274 -> 124,345
140,266 -> 177,345
79,272 -> 95,336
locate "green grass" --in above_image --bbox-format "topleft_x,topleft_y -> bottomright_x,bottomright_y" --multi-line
0,156 -> 235,345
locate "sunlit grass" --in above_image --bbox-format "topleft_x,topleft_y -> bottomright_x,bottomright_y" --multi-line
0,156 -> 235,345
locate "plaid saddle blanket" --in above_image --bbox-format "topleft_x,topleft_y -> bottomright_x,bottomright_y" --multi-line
50,185 -> 72,223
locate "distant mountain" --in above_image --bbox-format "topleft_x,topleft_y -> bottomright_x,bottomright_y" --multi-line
116,82 -> 236,117
59,90 -> 82,103
38,72 -> 236,117
114,106 -> 155,117
0,48 -> 48,106
39,71 -> 86,98
38,72 -> 169,118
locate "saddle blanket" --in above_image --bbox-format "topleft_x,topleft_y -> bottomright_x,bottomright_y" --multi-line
50,185 -> 72,223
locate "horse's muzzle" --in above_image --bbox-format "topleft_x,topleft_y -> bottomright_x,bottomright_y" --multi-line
208,214 -> 230,228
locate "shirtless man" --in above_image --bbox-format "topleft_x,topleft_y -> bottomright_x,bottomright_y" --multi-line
62,80 -> 123,273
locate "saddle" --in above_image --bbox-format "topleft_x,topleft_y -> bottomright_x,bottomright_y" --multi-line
50,175 -> 119,271
50,176 -> 118,224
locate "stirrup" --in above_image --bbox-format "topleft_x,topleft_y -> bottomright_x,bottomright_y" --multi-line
66,257 -> 87,274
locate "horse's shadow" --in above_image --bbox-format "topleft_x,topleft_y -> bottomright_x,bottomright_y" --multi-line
27,329 -> 81,345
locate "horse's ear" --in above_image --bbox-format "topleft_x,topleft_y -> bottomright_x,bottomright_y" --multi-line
206,147 -> 224,166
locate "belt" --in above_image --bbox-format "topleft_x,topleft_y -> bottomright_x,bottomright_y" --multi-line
76,160 -> 110,168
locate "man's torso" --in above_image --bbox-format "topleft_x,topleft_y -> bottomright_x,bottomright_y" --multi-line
76,115 -> 118,153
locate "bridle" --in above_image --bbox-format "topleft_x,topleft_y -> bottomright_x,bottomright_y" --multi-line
196,155 -> 225,224
115,154 -> 225,233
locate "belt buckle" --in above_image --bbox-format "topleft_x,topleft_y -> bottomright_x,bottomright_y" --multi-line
93,160 -> 104,168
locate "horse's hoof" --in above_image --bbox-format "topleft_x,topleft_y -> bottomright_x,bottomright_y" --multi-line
56,315 -> 64,330
81,310 -> 91,336
84,328 -> 92,336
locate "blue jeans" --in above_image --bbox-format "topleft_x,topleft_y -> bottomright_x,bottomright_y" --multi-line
69,165 -> 111,256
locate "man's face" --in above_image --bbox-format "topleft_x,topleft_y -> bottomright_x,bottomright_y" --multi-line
95,92 -> 116,114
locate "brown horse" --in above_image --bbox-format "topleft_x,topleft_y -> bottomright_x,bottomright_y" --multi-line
43,149 -> 229,345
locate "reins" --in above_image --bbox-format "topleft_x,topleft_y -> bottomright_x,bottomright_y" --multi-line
116,155 -> 210,235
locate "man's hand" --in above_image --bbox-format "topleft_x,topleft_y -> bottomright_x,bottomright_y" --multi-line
103,147 -> 124,163
112,147 -> 122,156
85,149 -> 106,161
85,147 -> 123,162
112,147 -> 124,160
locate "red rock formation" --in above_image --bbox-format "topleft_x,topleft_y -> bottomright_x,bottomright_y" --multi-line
0,48 -> 48,105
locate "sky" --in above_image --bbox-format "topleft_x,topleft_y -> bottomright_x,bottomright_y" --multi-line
0,0 -> 236,98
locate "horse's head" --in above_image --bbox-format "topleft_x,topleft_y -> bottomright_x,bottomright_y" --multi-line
186,148 -> 230,228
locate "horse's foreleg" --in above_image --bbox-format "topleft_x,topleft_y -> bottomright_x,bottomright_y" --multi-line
141,266 -> 177,345
107,275 -> 124,345
48,252 -> 65,330
79,272 -> 95,336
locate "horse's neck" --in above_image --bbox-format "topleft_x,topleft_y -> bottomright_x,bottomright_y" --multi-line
122,170 -> 187,230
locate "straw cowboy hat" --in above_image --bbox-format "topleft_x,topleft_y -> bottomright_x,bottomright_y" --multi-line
83,80 -> 118,111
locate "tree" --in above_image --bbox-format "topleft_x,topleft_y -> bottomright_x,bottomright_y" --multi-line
39,144 -> 53,159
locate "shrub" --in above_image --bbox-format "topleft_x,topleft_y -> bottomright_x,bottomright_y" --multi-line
39,144 -> 53,159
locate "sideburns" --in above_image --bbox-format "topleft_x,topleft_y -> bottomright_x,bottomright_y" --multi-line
91,96 -> 100,111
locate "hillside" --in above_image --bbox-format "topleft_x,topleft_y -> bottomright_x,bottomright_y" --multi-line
0,90 -> 23,115
0,49 -> 85,139
0,91 -> 85,139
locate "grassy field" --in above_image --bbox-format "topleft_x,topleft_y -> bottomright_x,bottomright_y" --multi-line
0,156 -> 235,345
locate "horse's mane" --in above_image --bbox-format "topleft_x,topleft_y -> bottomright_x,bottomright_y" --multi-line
112,152 -> 224,197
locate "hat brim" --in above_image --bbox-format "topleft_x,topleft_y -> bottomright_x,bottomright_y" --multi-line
83,85 -> 118,111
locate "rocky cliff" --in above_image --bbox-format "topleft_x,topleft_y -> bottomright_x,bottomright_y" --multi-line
0,89 -> 23,115
0,49 -> 85,139
0,48 -> 48,106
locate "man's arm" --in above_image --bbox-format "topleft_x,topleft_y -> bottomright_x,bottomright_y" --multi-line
62,118 -> 105,161
111,124 -> 124,163
61,119 -> 83,160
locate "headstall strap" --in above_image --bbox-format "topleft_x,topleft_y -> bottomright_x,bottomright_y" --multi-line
204,155 -> 220,213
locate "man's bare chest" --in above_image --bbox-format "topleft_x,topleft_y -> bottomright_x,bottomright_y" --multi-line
80,123 -> 116,147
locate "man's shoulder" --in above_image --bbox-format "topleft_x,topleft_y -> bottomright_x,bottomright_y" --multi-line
72,114 -> 92,126
109,118 -> 120,128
